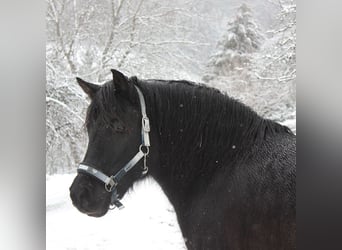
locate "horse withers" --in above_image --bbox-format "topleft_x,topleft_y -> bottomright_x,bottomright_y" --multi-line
69,69 -> 296,249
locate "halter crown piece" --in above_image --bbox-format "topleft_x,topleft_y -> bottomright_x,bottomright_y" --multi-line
77,86 -> 150,209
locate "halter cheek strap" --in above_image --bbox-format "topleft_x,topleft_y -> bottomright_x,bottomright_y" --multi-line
77,85 -> 150,209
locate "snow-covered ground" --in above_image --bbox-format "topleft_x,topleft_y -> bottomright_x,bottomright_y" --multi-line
46,174 -> 187,250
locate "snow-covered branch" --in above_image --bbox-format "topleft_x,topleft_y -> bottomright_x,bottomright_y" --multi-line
46,97 -> 84,122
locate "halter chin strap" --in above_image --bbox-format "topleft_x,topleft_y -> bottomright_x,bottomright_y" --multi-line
77,85 -> 150,209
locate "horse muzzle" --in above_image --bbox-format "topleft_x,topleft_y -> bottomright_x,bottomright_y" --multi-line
69,177 -> 110,216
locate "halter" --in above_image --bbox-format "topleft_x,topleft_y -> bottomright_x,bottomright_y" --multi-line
77,86 -> 150,209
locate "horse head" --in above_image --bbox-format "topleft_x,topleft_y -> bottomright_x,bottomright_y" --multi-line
69,69 -> 147,217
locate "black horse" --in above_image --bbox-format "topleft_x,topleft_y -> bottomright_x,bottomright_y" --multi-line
70,69 -> 296,249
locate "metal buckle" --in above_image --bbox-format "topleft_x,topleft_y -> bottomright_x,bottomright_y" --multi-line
142,117 -> 150,132
105,176 -> 117,192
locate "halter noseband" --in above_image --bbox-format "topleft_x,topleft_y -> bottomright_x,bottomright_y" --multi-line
77,85 -> 150,209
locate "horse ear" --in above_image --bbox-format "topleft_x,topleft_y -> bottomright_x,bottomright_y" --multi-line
111,69 -> 129,93
76,77 -> 100,99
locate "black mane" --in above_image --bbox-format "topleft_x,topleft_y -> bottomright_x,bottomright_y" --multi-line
136,77 -> 292,140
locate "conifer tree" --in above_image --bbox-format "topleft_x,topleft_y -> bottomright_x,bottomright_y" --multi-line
205,3 -> 263,78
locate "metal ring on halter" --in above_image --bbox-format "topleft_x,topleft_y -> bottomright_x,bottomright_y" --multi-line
139,144 -> 150,155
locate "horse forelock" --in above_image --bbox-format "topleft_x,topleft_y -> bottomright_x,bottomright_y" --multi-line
85,80 -> 125,129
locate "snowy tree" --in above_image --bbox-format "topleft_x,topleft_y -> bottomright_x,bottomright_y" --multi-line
202,1 -> 295,131
46,59 -> 87,174
251,0 -> 296,123
204,3 -> 263,79
255,0 -> 296,84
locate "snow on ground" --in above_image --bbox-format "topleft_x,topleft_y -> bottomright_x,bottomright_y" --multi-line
46,174 -> 187,250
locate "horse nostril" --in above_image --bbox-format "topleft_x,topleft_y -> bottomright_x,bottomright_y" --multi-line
70,186 -> 92,210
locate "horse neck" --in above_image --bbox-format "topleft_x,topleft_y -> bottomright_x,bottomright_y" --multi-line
140,81 -> 259,210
